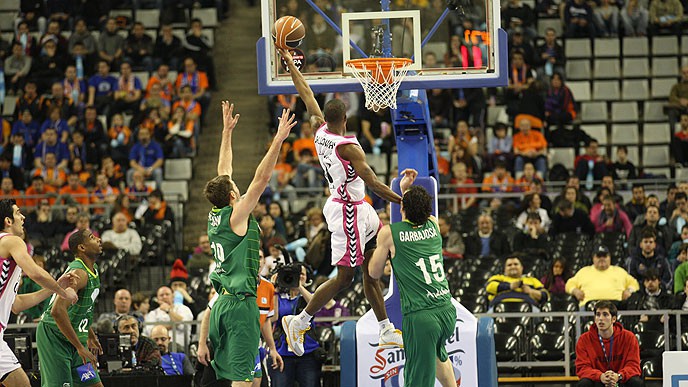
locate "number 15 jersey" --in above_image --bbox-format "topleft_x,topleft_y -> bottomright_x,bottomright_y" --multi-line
390,219 -> 451,314
40,258 -> 100,343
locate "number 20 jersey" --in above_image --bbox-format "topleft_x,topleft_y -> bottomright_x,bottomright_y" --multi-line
314,124 -> 366,203
40,259 -> 100,342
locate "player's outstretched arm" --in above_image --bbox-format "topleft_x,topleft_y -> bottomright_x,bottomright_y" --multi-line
12,271 -> 78,314
230,109 -> 297,234
278,48 -> 324,127
370,225 -> 393,279
8,236 -> 78,304
217,100 -> 240,177
338,144 -> 402,204
50,269 -> 98,365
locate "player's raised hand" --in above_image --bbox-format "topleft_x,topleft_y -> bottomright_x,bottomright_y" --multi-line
277,48 -> 293,64
399,169 -> 418,192
222,100 -> 240,131
275,109 -> 297,142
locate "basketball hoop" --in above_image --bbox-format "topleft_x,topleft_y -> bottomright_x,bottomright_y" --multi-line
345,58 -> 413,112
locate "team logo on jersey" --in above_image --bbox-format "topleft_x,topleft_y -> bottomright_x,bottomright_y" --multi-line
261,297 -> 267,304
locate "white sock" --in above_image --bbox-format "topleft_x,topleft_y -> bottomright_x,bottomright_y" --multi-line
296,311 -> 313,325
379,318 -> 391,331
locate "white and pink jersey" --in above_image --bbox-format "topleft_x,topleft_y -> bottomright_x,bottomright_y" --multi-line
0,233 -> 21,334
314,124 -> 366,203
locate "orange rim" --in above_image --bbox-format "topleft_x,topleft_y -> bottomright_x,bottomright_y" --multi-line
346,58 -> 413,84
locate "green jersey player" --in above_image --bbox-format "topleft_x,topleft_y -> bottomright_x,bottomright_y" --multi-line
370,170 -> 457,387
201,101 -> 296,386
36,229 -> 103,387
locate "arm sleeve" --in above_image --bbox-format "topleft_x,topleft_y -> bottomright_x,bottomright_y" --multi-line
618,332 -> 642,379
575,338 -> 604,381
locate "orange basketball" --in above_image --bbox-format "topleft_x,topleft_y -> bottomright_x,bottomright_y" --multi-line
272,16 -> 305,49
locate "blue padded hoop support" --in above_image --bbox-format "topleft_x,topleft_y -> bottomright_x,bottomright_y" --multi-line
340,320 -> 357,387
477,317 -> 499,387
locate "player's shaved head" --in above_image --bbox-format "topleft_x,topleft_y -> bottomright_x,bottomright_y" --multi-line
323,99 -> 346,125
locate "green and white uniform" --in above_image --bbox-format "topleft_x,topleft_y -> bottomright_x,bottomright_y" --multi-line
207,206 -> 261,382
390,219 -> 455,387
37,258 -> 100,386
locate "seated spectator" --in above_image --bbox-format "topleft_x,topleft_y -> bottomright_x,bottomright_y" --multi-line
75,106 -> 108,165
534,28 -> 565,84
550,199 -> 595,238
541,258 -> 571,296
486,255 -> 549,309
127,127 -> 164,189
438,215 -> 464,258
668,226 -> 688,268
623,185 -> 646,223
505,51 -> 534,117
515,162 -> 543,191
516,192 -> 551,231
594,0 -> 620,37
132,292 -> 150,324
39,107 -> 70,145
259,214 -> 287,257
62,65 -> 87,110
102,213 -> 142,255
564,0 -> 595,38
96,288 -> 132,327
25,199 -> 58,247
610,146 -> 637,188
184,19 -> 217,92
144,286 -> 194,346
674,243 -> 688,293
24,176 -> 56,209
12,21 -> 40,59
575,301 -> 643,387
513,212 -> 549,252
32,152 -> 66,189
70,41 -> 96,79
648,0 -> 683,35
31,39 -> 67,93
68,19 -> 97,59
112,61 -> 143,115
486,123 -> 513,170
449,120 -> 478,158
671,113 -> 688,166
150,325 -> 195,375
359,108 -> 394,155
621,268 -> 675,329
502,0 -> 537,39
61,212 -> 99,251
164,106 -> 195,158
452,88 -> 486,129
592,196 -> 633,238
621,0 -> 649,36
555,185 -> 590,214
101,156 -> 126,188
169,260 -> 204,317
544,73 -> 576,131
629,205 -> 673,254
140,83 -> 171,119
142,189 -> 175,227
107,113 -> 133,167
98,18 -> 125,68
513,119 -> 547,178
667,66 -> 688,129
41,82 -> 78,129
175,57 -> 211,122
627,228 -> 672,289
153,24 -> 183,71
126,170 -> 153,203
575,139 -> 608,189
87,60 -> 118,116
600,175 -> 624,205
669,191 -> 688,236
450,162 -> 478,211
566,245 -> 639,307
481,160 -> 515,193
146,63 -> 175,103
91,172 -> 120,215
117,315 -> 161,367
12,109 -> 40,149
464,214 -> 510,258
40,20 -> 68,52
4,42 -> 32,95
508,28 -> 535,66
58,172 -> 89,206
54,204 -> 79,237
0,154 -> 25,191
187,234 -> 213,272
0,178 -> 22,203
124,22 -> 154,71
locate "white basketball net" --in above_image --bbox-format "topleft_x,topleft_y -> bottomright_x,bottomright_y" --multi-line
346,60 -> 412,112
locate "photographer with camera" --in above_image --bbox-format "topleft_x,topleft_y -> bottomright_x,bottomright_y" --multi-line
269,262 -> 324,387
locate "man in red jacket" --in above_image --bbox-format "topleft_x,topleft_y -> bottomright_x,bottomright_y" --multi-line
575,300 -> 644,387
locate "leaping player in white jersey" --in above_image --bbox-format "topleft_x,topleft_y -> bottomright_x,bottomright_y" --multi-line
278,48 -> 406,356
0,199 -> 78,387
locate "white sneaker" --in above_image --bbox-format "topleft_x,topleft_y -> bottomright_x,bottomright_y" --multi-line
379,325 -> 404,349
282,315 -> 309,356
